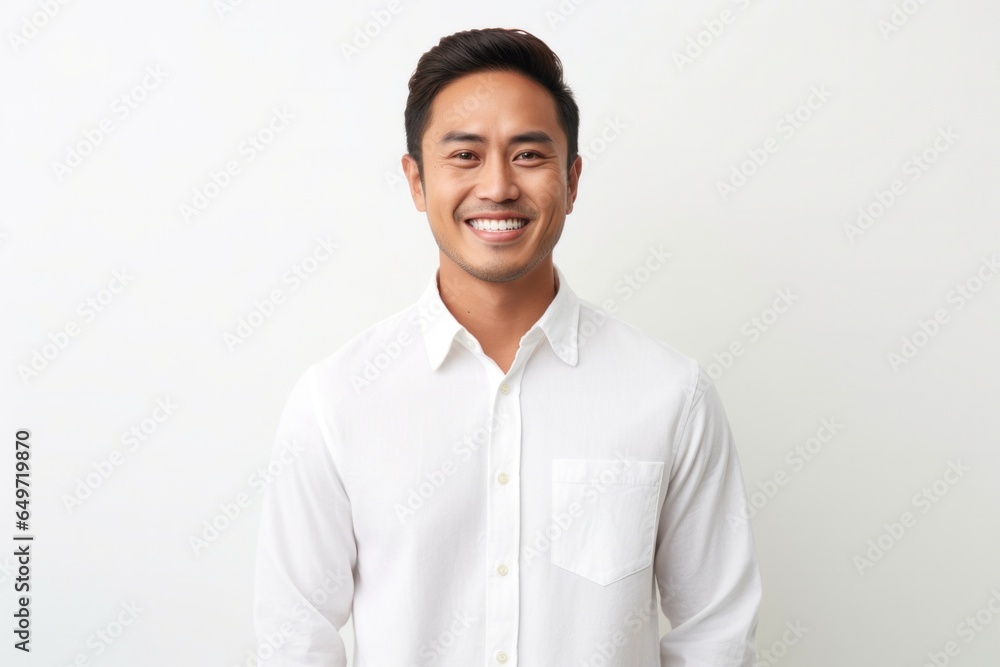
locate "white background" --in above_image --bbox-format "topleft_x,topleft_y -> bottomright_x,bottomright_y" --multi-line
2,0 -> 999,665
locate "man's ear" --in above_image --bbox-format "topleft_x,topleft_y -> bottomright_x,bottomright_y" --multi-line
565,154 -> 583,214
401,154 -> 426,212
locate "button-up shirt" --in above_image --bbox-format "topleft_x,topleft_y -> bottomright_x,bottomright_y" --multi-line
253,264 -> 761,666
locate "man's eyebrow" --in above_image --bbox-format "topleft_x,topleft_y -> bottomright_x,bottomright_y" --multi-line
438,131 -> 484,144
510,131 -> 555,145
438,130 -> 555,146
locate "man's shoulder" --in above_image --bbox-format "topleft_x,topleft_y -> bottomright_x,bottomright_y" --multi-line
577,296 -> 708,398
276,296 -> 427,418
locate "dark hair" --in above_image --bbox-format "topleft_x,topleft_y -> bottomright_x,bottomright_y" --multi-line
404,28 -> 580,178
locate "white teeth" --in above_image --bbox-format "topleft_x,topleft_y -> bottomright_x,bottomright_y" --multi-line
468,218 -> 528,231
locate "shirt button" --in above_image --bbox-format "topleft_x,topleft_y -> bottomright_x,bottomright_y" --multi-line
500,383 -> 510,395
496,650 -> 509,663
497,564 -> 508,576
497,472 -> 509,485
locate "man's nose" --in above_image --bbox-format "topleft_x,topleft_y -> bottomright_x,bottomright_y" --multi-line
474,156 -> 519,202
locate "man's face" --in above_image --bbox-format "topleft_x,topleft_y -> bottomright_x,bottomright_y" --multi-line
402,70 -> 582,284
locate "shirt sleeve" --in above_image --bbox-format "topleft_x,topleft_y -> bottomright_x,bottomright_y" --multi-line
253,365 -> 357,666
655,365 -> 762,666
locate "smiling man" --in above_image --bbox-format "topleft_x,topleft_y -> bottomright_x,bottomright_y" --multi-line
403,64 -> 579,375
253,27 -> 761,666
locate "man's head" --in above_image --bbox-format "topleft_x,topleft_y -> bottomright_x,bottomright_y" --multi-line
401,28 -> 583,284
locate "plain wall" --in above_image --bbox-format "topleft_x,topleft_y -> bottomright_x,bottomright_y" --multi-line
2,0 -> 998,664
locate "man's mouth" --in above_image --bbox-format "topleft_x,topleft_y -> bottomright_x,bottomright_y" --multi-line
465,218 -> 530,231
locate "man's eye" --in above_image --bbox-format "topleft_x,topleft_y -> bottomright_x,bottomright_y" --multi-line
455,151 -> 476,160
516,151 -> 540,160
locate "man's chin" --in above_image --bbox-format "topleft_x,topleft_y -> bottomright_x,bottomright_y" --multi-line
453,255 -> 550,285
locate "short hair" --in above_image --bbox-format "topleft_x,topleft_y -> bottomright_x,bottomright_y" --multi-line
404,27 -> 580,178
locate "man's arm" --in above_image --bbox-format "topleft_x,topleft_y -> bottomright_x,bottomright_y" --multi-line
655,366 -> 761,666
253,365 -> 356,666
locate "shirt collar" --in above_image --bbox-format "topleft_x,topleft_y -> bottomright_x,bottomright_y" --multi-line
417,264 -> 580,372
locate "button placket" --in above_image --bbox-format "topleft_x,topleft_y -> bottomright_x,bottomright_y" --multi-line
484,364 -> 524,666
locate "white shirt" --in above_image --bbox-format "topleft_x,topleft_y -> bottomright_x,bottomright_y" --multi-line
253,264 -> 761,666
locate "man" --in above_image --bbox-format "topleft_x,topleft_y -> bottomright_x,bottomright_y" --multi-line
254,27 -> 761,666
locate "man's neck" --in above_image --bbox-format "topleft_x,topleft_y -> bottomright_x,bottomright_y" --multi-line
436,258 -> 558,373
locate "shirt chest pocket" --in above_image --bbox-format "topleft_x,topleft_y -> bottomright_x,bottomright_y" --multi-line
549,459 -> 664,586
